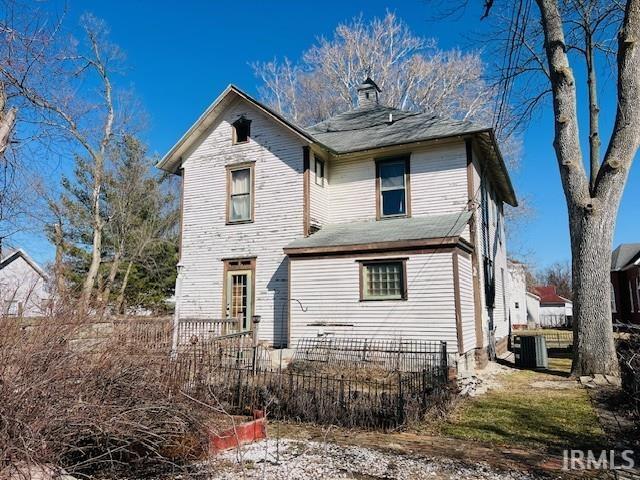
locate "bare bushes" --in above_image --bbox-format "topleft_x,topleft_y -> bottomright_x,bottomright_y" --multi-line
618,334 -> 640,427
0,312 -> 217,477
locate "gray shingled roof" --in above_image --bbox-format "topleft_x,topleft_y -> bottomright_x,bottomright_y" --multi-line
611,243 -> 640,270
306,105 -> 486,155
286,212 -> 472,251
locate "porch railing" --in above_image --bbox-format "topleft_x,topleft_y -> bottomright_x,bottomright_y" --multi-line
176,316 -> 242,346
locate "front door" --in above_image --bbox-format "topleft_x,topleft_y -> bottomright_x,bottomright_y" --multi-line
226,269 -> 253,331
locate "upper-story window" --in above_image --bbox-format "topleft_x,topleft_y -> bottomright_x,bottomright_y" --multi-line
315,158 -> 325,187
227,163 -> 254,223
376,157 -> 410,219
232,117 -> 251,144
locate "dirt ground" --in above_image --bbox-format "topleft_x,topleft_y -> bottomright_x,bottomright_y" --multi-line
204,358 -> 617,479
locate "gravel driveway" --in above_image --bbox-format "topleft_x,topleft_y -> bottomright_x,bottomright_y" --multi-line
207,439 -> 552,479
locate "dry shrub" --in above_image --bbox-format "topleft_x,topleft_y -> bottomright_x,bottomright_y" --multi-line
618,334 -> 640,424
0,308 -> 221,478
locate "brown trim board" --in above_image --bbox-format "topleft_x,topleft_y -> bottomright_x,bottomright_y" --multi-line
302,146 -> 311,237
452,250 -> 464,353
466,137 -> 484,351
284,236 -> 473,258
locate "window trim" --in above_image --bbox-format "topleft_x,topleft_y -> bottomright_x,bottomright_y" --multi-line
358,258 -> 408,301
611,281 -> 617,314
630,280 -> 636,313
375,156 -> 411,220
636,277 -> 640,312
226,162 -> 255,224
231,117 -> 251,145
314,158 -> 325,187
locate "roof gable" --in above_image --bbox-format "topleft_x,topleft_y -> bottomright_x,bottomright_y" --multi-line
531,285 -> 572,305
0,249 -> 46,278
157,85 -> 317,173
611,243 -> 640,271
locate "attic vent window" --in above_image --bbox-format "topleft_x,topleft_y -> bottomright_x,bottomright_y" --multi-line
232,117 -> 251,144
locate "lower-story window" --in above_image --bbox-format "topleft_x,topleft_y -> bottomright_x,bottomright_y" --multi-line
359,259 -> 407,301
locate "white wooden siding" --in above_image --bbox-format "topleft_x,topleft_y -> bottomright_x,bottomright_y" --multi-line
0,255 -> 48,317
289,252 -> 461,353
508,262 -> 528,326
178,98 -> 305,346
327,156 -> 376,223
458,253 -> 476,353
309,151 -> 329,227
328,143 -> 470,226
410,144 -> 468,216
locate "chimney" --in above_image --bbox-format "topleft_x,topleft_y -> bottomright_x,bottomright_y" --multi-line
357,76 -> 381,107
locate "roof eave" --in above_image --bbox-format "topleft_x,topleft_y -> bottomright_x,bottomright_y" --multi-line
284,235 -> 472,257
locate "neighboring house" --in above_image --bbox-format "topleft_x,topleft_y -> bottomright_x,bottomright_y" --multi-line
525,291 -> 541,328
507,260 -> 527,329
158,78 -> 517,370
530,285 -> 573,328
0,249 -> 50,317
611,243 -> 640,324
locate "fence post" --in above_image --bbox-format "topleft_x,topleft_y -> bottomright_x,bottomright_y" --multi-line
397,370 -> 405,427
251,315 -> 261,374
440,341 -> 448,382
421,368 -> 427,411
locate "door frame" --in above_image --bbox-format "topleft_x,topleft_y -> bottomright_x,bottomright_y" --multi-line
221,257 -> 256,330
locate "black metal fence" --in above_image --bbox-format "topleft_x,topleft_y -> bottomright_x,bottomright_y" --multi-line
169,360 -> 450,429
292,337 -> 447,373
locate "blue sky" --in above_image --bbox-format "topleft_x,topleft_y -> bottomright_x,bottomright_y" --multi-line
15,0 -> 639,269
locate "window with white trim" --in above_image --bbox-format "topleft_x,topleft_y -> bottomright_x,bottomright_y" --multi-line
611,282 -> 617,314
360,260 -> 407,301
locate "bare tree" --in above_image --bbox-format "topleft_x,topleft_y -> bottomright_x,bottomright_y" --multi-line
470,0 -> 638,375
537,261 -> 573,299
252,13 -> 500,131
0,11 -> 125,310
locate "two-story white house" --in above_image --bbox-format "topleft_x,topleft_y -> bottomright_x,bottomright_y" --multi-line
158,78 -> 517,370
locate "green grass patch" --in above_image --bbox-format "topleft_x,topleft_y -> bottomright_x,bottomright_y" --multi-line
440,358 -> 607,452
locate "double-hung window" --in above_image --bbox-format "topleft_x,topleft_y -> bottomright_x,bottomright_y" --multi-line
315,158 -> 325,186
227,164 -> 254,223
360,259 -> 407,301
376,158 -> 409,218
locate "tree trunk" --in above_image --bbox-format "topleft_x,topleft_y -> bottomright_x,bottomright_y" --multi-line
79,156 -> 104,311
570,205 -> 619,376
99,250 -> 122,318
53,222 -> 65,297
115,260 -> 133,315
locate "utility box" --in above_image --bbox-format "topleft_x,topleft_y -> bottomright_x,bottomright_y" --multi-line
514,335 -> 548,369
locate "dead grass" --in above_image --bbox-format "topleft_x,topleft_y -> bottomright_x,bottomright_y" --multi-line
437,358 -> 607,452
